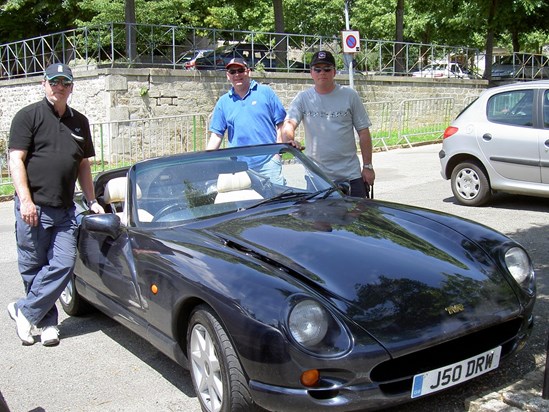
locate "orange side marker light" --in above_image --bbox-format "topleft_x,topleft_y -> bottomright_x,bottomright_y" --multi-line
300,369 -> 320,387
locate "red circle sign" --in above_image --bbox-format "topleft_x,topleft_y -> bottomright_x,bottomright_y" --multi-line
346,35 -> 357,49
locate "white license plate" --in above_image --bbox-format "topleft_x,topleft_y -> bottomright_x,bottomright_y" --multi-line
411,346 -> 501,398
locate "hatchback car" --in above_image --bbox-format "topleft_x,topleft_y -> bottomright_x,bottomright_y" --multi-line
439,80 -> 549,206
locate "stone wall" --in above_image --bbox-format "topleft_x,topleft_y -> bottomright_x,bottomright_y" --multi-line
0,67 -> 489,132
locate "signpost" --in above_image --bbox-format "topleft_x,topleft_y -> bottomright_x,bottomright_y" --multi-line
343,1 -> 358,89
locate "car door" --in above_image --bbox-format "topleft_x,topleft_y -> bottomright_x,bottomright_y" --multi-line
481,88 -> 541,183
541,89 -> 549,183
76,224 -> 144,309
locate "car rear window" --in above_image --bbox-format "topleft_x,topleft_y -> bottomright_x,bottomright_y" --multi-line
487,89 -> 534,127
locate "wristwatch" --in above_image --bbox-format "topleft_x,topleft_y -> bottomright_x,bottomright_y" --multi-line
88,199 -> 98,207
363,163 -> 374,170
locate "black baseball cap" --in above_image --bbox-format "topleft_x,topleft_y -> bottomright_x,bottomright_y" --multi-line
44,63 -> 73,81
225,58 -> 249,69
310,51 -> 336,67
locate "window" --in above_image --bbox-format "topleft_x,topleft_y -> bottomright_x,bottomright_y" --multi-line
487,89 -> 533,127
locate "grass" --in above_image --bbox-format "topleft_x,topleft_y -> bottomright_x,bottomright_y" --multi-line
0,127 -> 442,198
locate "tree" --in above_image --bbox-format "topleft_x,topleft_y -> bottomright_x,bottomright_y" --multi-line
0,0 -> 84,43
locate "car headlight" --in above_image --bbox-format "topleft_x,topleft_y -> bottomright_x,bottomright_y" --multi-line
287,298 -> 352,356
504,247 -> 534,291
289,300 -> 329,347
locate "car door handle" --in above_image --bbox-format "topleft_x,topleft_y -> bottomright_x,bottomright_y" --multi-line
482,133 -> 492,141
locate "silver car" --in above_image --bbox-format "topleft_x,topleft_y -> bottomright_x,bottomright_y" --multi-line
439,80 -> 549,206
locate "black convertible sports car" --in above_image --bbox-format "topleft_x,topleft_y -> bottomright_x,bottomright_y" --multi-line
61,144 -> 536,412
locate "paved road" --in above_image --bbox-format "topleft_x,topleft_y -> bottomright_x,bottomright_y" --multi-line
1,143 -> 548,412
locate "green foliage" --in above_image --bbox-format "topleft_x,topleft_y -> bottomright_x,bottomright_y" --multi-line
2,0 -> 549,55
282,0 -> 345,36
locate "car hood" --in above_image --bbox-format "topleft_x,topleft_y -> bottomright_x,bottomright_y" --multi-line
195,198 -> 521,352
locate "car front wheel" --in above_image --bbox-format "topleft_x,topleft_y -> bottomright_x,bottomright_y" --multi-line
59,276 -> 93,316
450,161 -> 491,206
187,305 -> 258,412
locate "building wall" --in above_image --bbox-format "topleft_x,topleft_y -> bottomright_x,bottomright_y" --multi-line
0,67 -> 489,131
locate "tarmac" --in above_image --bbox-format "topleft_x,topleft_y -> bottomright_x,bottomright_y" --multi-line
466,367 -> 549,411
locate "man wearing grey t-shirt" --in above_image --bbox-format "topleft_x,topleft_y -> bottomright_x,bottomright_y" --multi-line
282,50 -> 375,197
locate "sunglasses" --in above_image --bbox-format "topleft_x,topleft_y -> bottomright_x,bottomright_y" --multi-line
227,68 -> 246,75
48,79 -> 73,87
312,66 -> 334,73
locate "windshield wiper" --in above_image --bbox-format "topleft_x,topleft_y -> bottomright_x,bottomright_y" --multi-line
302,187 -> 339,201
245,190 -> 309,210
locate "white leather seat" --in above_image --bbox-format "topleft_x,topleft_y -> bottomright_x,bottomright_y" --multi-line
103,177 -> 127,214
214,171 -> 263,204
103,177 -> 153,223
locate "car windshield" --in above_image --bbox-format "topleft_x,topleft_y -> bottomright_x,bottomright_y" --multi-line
126,144 -> 338,226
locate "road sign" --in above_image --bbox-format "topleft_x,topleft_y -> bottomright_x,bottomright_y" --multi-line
342,30 -> 360,53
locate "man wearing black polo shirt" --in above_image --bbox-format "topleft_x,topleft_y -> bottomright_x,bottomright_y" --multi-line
7,63 -> 104,346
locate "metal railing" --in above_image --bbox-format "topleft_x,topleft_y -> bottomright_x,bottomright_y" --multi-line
492,52 -> 549,80
1,23 -> 481,79
396,98 -> 455,147
0,97 -> 457,189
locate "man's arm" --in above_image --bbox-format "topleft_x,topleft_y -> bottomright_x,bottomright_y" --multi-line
206,132 -> 223,150
281,119 -> 302,149
77,158 -> 104,214
9,149 -> 38,226
358,128 -> 375,186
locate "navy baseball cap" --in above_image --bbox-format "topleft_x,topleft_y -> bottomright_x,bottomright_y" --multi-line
310,51 -> 336,67
44,63 -> 73,81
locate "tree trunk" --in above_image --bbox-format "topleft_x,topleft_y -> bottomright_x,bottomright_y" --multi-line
125,0 -> 137,63
395,0 -> 405,75
483,0 -> 498,81
272,0 -> 287,69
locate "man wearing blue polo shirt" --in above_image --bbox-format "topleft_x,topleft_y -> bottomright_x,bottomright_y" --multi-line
207,58 -> 286,184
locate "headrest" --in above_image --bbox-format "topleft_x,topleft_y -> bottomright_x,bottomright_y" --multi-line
216,171 -> 252,193
103,177 -> 127,203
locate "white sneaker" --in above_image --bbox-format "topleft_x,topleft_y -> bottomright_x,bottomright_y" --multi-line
41,326 -> 60,346
7,302 -> 34,345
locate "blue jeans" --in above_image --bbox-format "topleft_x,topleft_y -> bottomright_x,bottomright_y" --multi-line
251,155 -> 285,185
14,197 -> 78,328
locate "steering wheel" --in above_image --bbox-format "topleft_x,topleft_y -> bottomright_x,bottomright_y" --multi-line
152,203 -> 188,222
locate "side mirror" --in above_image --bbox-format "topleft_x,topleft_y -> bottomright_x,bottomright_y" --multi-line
81,214 -> 122,239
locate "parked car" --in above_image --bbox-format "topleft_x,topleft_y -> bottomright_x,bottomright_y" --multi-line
193,43 -> 274,70
191,43 -> 307,72
491,56 -> 517,79
491,55 -> 549,80
412,62 -> 473,79
61,143 -> 535,412
439,80 -> 549,206
181,49 -> 214,70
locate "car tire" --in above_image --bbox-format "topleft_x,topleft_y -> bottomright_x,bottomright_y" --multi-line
450,161 -> 491,206
187,305 -> 259,412
59,276 -> 93,316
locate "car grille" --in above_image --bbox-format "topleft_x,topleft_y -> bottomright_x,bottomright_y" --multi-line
370,318 -> 526,395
